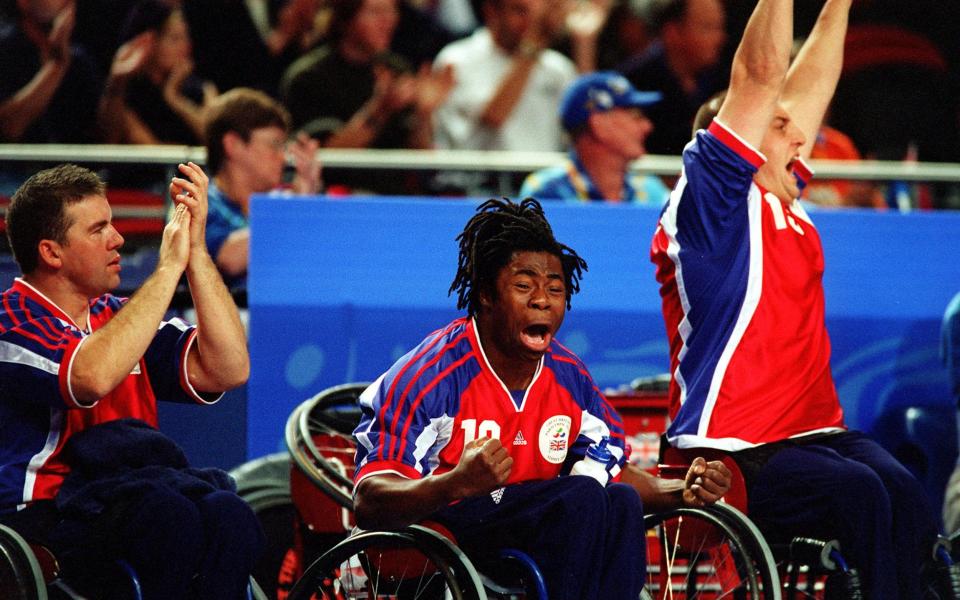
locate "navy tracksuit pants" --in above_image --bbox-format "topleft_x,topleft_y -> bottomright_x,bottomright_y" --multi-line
432,476 -> 646,600
743,431 -> 938,600
6,488 -> 264,599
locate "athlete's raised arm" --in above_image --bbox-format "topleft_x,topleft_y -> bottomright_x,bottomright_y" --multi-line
781,0 -> 852,160
715,0 -> 793,148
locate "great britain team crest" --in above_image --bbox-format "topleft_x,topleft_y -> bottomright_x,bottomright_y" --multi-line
538,415 -> 572,464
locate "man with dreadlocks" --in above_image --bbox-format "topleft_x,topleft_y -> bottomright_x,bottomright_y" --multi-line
352,197 -> 730,598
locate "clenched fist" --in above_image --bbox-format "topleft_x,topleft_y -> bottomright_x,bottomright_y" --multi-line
449,437 -> 513,499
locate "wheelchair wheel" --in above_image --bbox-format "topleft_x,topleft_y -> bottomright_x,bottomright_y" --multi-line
287,527 -> 485,600
231,453 -> 297,600
0,524 -> 46,600
644,505 -> 780,600
707,502 -> 780,598
286,383 -> 370,510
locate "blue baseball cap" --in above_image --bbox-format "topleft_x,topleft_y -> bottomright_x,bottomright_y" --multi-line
559,71 -> 662,132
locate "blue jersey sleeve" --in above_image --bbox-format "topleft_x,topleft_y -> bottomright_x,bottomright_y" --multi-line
0,315 -> 84,409
672,123 -> 763,255
143,316 -> 222,404
354,324 -> 468,482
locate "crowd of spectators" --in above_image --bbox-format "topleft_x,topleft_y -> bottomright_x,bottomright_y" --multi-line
2,0 -> 960,206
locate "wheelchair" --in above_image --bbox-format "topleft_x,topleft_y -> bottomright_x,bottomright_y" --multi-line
659,442 -> 960,600
0,503 -> 269,599
229,452 -> 297,599
657,445 -> 864,599
282,382 -> 782,599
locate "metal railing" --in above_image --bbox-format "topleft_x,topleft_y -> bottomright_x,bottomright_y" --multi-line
3,144 -> 960,182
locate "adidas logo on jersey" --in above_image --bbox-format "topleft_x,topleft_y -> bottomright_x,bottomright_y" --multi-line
490,487 -> 505,504
513,431 -> 527,446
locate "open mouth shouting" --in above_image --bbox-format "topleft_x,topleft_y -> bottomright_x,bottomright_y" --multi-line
520,323 -> 553,354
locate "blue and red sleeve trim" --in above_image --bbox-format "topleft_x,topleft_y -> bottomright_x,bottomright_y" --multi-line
356,460 -> 422,485
708,120 -> 767,169
793,157 -> 814,185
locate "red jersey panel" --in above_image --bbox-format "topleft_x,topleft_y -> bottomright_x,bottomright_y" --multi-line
650,121 -> 845,450
354,317 -> 626,486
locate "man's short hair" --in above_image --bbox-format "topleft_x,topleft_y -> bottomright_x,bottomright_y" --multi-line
203,88 -> 291,174
7,164 -> 106,275
449,197 -> 588,316
692,90 -> 727,135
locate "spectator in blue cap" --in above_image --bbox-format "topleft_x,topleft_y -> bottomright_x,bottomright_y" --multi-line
520,71 -> 670,204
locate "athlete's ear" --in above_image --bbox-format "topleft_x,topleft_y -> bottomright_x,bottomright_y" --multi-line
37,239 -> 63,270
478,282 -> 496,309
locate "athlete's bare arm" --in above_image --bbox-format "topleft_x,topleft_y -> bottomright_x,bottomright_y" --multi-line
714,0 -> 793,149
621,457 -> 731,512
781,0 -> 853,159
354,437 -> 513,530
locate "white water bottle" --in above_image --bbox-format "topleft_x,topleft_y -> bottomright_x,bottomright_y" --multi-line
570,436 -> 612,486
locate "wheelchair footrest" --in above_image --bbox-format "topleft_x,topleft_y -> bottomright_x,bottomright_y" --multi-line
789,537 -> 842,571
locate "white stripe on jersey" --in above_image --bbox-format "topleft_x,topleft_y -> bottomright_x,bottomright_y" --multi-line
65,336 -> 92,407
354,375 -> 385,469
697,184 -> 766,438
0,340 -> 60,375
159,317 -> 191,331
21,407 -> 64,508
660,166 -> 693,409
178,331 -> 222,405
672,432 -> 759,452
417,414 -> 455,474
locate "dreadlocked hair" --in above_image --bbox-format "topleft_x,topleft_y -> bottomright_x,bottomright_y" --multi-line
449,197 -> 588,316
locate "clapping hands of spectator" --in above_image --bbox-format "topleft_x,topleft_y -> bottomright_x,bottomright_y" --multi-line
108,31 -> 155,81
371,64 -> 419,117
289,132 -> 322,194
566,0 -> 612,43
44,1 -> 76,65
270,0 -> 322,54
414,63 -> 455,117
565,0 -> 612,72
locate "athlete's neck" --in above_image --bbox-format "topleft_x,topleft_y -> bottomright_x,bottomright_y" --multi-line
475,318 -> 539,391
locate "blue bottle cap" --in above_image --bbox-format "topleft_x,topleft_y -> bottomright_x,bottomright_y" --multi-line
586,437 -> 612,463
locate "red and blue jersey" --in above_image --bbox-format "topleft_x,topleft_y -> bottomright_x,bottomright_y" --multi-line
650,120 -> 845,451
354,317 -> 627,486
0,279 -> 218,514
